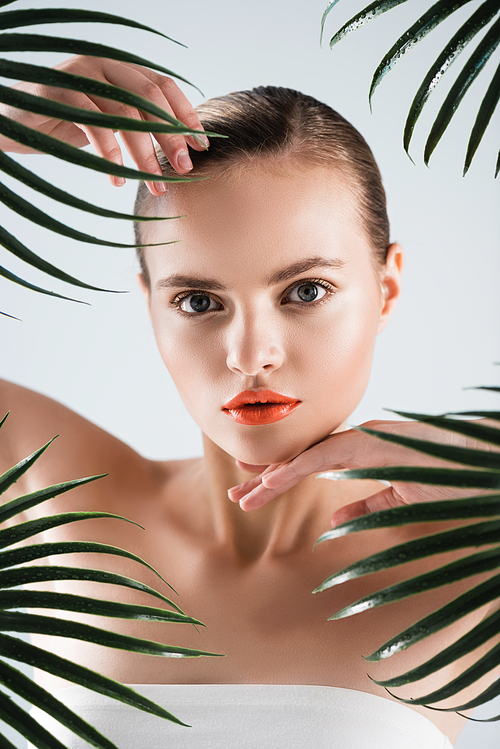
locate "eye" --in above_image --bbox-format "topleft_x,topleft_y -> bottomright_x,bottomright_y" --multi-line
285,281 -> 329,304
177,293 -> 220,314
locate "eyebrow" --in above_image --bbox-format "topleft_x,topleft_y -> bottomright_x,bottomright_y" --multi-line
155,256 -> 345,292
266,256 -> 345,285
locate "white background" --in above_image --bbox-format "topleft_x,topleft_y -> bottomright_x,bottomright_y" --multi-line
0,0 -> 499,746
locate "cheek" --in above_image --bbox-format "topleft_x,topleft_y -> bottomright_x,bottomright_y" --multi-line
150,310 -> 222,412
298,287 -> 381,391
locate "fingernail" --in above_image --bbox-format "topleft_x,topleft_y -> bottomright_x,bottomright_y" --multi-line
115,177 -> 126,187
177,150 -> 193,171
156,181 -> 168,193
198,132 -> 209,147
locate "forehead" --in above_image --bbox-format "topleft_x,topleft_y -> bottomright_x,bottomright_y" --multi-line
142,163 -> 371,283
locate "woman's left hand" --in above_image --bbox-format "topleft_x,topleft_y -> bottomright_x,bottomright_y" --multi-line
228,420 -> 481,525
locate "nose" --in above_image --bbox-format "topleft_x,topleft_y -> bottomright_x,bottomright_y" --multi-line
226,309 -> 285,377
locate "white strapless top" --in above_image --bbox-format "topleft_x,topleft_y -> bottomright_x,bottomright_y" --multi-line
30,683 -> 454,748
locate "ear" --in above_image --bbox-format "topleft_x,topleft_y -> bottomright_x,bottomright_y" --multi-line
377,242 -> 403,334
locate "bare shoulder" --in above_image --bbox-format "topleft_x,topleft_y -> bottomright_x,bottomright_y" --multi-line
0,378 -> 158,507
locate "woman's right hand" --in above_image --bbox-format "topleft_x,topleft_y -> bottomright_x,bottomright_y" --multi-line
0,55 -> 209,195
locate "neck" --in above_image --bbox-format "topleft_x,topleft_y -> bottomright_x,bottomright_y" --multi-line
198,436 -> 342,563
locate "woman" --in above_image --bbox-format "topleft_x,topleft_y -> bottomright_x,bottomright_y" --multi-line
0,56 -> 489,748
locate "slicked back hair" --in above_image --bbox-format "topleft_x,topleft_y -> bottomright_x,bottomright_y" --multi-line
134,86 -> 390,286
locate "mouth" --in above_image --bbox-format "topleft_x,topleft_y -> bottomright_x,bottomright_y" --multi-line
222,390 -> 301,426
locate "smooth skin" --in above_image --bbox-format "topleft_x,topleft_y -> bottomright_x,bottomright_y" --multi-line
0,56 -> 494,744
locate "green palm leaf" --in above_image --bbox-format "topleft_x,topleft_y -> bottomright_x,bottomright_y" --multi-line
0,611 -> 215,659
371,607 -> 500,682
321,0 -> 500,174
316,519 -> 500,590
367,574 -> 500,660
0,474 -> 107,522
346,423 -> 500,467
0,3 -> 216,308
0,8 -> 184,46
0,264 -> 86,307
0,83 -> 205,137
424,16 -> 500,165
0,149 -> 176,223
0,633 -> 188,729
322,546 -> 500,617
0,60 -> 198,128
368,0 -> 476,104
0,182 -> 163,250
318,465 -> 500,488
463,61 -> 500,174
0,115 -> 193,183
317,494 -> 500,541
385,409 -> 500,444
0,416 -> 222,744
321,0 -> 410,47
0,540 -> 172,585
384,641 -> 500,707
0,433 -> 56,493
0,223 -> 126,295
403,0 -> 500,155
314,394 -> 500,712
0,659 -> 134,748
0,691 -> 68,749
0,590 -> 197,624
0,33 -> 199,92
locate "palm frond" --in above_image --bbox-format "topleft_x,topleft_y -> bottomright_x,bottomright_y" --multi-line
0,150 -> 178,223
313,392 -> 500,713
0,2 -> 221,310
0,264 -> 86,308
0,33 -> 199,92
424,16 -> 500,165
0,416 -> 222,745
321,0 -> 410,47
403,0 -> 500,155
0,8 -> 185,46
322,0 -> 500,175
368,0 -> 477,104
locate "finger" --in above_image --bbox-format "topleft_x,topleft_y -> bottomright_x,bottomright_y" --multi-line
330,485 -> 406,528
260,419 -> 453,493
233,458 -> 318,511
261,448 -> 331,492
52,91 -> 127,187
110,62 -> 208,147
76,120 -> 126,187
86,89 -> 184,195
155,75 -> 208,151
228,475 -> 263,503
239,481 -> 285,512
116,128 -> 168,196
98,63 -> 207,172
229,463 -> 276,503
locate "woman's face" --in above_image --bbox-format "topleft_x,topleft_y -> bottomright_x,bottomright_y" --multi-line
141,162 -> 401,466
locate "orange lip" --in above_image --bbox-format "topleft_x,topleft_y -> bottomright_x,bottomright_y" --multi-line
223,390 -> 300,426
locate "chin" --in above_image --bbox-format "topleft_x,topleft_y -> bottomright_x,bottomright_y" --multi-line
220,424 -> 338,468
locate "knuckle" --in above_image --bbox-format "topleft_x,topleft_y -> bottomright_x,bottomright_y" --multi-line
115,103 -> 137,120
162,134 -> 186,151
142,81 -> 162,102
142,152 -> 160,172
102,143 -> 122,161
160,76 -> 176,91
183,111 -> 201,127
